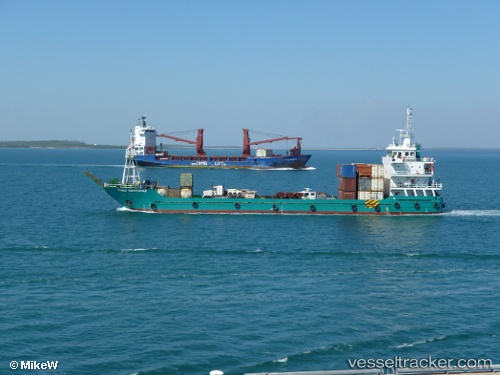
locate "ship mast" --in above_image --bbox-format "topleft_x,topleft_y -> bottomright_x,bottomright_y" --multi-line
395,106 -> 414,148
122,131 -> 141,185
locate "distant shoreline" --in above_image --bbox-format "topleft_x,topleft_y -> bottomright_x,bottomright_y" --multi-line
0,140 -> 498,152
0,140 -> 123,149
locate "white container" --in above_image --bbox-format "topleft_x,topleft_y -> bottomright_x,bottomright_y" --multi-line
256,148 -> 272,157
371,177 -> 384,191
358,191 -> 372,200
371,164 -> 384,178
358,191 -> 384,200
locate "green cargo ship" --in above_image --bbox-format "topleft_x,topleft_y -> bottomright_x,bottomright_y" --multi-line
85,107 -> 444,215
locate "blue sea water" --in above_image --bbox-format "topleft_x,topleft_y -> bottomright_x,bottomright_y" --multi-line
1,148 -> 500,375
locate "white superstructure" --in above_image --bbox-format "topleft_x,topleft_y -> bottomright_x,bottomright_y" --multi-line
130,115 -> 157,156
382,107 -> 443,198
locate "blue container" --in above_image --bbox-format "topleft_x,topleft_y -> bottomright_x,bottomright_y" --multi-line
337,164 -> 357,178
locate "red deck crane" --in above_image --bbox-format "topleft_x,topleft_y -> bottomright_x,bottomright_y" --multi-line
157,129 -> 206,156
241,129 -> 302,157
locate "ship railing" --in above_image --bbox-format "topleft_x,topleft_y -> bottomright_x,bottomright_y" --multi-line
394,365 -> 500,375
391,156 -> 434,163
390,156 -> 419,162
392,169 -> 434,176
392,167 -> 412,175
245,369 -> 384,375
393,170 -> 408,176
393,182 -> 442,189
245,364 -> 499,375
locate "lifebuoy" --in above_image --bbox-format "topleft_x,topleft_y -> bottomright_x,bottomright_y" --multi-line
272,204 -> 279,212
234,202 -> 241,209
414,202 -> 420,210
351,204 -> 358,213
434,202 -> 440,210
394,202 -> 401,209
310,204 -> 316,212
150,203 -> 157,211
192,202 -> 199,209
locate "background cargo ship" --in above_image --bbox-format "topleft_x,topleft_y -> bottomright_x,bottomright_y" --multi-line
128,116 -> 311,169
86,107 -> 444,215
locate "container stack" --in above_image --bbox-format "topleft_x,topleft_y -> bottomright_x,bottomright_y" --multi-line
355,164 -> 384,200
180,173 -> 193,198
337,164 -> 357,200
166,188 -> 181,198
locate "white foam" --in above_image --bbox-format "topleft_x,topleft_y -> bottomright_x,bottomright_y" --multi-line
116,207 -> 156,214
394,339 -> 428,348
249,166 -> 316,171
274,357 -> 288,363
116,207 -> 132,212
394,335 -> 446,349
121,248 -> 156,252
445,210 -> 500,217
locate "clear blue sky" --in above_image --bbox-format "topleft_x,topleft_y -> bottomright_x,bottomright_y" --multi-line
1,0 -> 499,148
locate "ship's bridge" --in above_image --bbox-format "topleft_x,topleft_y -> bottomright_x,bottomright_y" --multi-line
131,116 -> 157,156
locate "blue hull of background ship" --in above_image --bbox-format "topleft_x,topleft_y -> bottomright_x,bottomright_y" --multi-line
133,154 -> 311,169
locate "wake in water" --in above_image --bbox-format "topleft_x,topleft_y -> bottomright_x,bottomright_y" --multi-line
120,247 -> 158,252
444,209 -> 500,217
249,166 -> 316,171
116,207 -> 156,214
394,335 -> 447,349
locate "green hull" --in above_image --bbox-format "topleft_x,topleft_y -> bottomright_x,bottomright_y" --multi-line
103,186 -> 444,215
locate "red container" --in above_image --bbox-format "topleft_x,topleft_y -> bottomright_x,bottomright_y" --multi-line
339,177 -> 357,191
356,163 -> 372,177
338,189 -> 357,200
